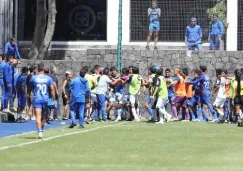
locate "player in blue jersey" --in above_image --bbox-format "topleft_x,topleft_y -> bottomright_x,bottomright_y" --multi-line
0,54 -> 6,110
16,67 -> 28,122
69,68 -> 91,129
29,63 -> 55,139
3,55 -> 13,113
146,1 -> 161,50
165,68 -> 175,105
187,66 -> 218,122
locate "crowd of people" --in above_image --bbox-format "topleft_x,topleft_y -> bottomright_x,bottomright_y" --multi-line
2,51 -> 243,138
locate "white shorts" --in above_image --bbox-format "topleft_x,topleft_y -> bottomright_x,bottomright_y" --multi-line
213,97 -> 226,108
91,93 -> 97,104
121,94 -> 129,104
156,98 -> 168,109
129,94 -> 139,105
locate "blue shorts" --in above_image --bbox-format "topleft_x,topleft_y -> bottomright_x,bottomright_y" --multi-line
145,96 -> 152,104
201,93 -> 211,104
187,97 -> 196,106
18,94 -> 26,107
168,95 -> 175,103
149,22 -> 160,32
224,98 -> 230,107
33,101 -> 48,110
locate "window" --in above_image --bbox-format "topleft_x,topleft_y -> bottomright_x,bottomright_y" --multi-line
130,0 -> 219,42
18,0 -> 107,41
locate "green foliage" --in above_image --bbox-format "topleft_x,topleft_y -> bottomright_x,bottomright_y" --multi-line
206,0 -> 228,28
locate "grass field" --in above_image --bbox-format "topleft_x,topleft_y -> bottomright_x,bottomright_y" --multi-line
1,121 -> 243,171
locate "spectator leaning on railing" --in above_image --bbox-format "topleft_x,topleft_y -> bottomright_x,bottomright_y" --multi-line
4,38 -> 21,60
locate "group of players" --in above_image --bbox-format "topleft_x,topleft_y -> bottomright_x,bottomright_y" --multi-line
3,56 -> 243,138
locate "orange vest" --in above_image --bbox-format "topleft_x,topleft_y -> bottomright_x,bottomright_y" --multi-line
175,76 -> 186,96
185,77 -> 193,98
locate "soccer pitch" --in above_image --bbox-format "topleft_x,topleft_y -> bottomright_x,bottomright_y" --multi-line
0,122 -> 243,171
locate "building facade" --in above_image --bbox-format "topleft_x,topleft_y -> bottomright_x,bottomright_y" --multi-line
0,0 -> 241,50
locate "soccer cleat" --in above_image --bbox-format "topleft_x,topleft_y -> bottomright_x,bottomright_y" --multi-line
172,118 -> 179,121
166,114 -> 172,122
114,116 -> 121,122
181,120 -> 190,122
210,118 -> 219,123
69,122 -> 77,128
79,125 -> 85,129
155,120 -> 164,124
85,120 -> 90,124
37,132 -> 43,139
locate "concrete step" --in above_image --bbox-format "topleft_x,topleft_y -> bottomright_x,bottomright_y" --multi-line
0,112 -> 8,122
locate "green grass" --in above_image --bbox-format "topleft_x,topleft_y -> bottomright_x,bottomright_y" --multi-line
1,121 -> 243,171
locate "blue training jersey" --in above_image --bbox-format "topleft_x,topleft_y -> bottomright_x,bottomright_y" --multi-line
148,8 -> 161,23
3,62 -> 13,85
16,75 -> 26,95
30,74 -> 53,103
188,74 -> 211,95
0,61 -> 5,79
69,76 -> 90,103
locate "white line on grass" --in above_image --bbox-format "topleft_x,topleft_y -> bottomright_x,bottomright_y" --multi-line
0,122 -> 126,151
1,131 -> 36,139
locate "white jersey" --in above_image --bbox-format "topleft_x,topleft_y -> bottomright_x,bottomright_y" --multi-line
217,77 -> 226,98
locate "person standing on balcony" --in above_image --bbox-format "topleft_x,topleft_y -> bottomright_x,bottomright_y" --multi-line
208,14 -> 224,50
185,17 -> 202,51
146,1 -> 161,50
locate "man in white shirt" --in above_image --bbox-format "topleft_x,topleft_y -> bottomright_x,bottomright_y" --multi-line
212,69 -> 226,122
95,68 -> 120,121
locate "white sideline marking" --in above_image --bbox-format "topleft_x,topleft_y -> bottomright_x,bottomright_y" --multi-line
2,131 -> 36,139
0,122 -> 126,151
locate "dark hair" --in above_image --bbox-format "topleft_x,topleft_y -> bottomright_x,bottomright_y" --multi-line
94,65 -> 100,70
21,67 -> 28,74
103,67 -> 110,75
6,55 -> 13,62
234,69 -> 242,96
213,14 -> 218,17
80,69 -> 87,77
165,68 -> 171,72
122,68 -> 129,75
194,69 -> 202,75
44,67 -> 49,74
182,68 -> 188,76
200,66 -> 207,72
10,37 -> 16,42
132,67 -> 139,74
156,67 -> 163,76
222,69 -> 228,75
90,68 -> 96,74
38,63 -> 45,72
216,68 -> 222,75
110,67 -> 117,72
83,66 -> 89,73
29,65 -> 36,73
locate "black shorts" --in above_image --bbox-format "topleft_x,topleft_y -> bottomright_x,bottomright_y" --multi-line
27,97 -> 32,106
234,96 -> 243,106
62,94 -> 69,106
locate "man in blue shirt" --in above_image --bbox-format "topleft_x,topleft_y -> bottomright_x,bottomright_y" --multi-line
29,63 -> 55,139
185,17 -> 202,51
0,54 -> 6,110
16,67 -> 28,122
186,66 -> 218,122
69,68 -> 91,129
208,15 -> 224,50
4,38 -> 21,59
3,56 -> 13,113
146,1 -> 161,50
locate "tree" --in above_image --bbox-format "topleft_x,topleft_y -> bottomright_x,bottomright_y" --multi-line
28,0 -> 57,60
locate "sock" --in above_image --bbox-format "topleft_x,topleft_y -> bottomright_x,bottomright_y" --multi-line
136,108 -> 140,117
120,107 -> 124,117
197,106 -> 202,120
224,109 -> 229,117
132,108 -> 139,120
38,128 -> 43,133
152,109 -> 157,120
208,104 -> 217,119
184,108 -> 190,120
172,105 -> 178,119
147,107 -> 153,116
17,110 -> 22,119
158,108 -> 165,122
203,114 -> 208,120
216,109 -> 224,116
70,110 -> 75,123
117,109 -> 122,117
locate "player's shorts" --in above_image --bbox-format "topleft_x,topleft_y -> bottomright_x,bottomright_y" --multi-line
121,94 -> 129,104
33,101 -> 48,110
129,94 -> 139,106
213,97 -> 226,108
187,97 -> 196,106
18,94 -> 26,107
168,94 -> 175,103
224,98 -> 230,108
145,96 -> 152,104
201,93 -> 211,104
91,93 -> 97,104
115,93 -> 123,104
234,95 -> 243,106
156,98 -> 168,109
149,22 -> 160,32
172,96 -> 187,107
